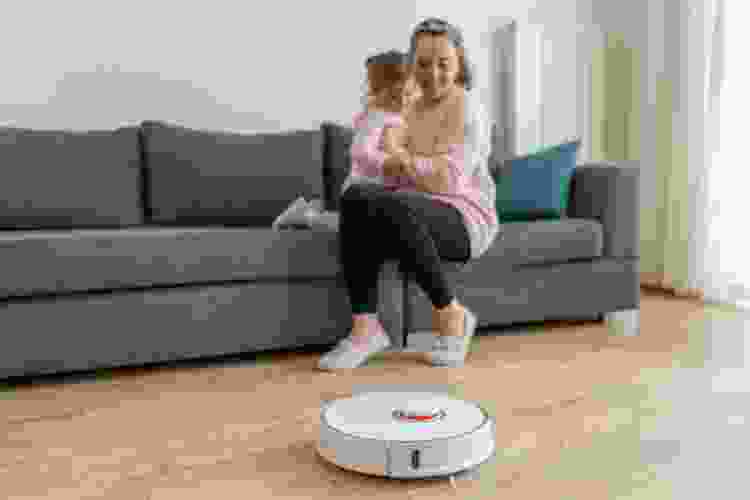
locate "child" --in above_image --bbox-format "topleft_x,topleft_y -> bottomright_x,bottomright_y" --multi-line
343,49 -> 419,193
272,50 -> 418,232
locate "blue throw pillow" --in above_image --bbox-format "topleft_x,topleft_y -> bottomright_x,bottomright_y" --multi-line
493,139 -> 581,222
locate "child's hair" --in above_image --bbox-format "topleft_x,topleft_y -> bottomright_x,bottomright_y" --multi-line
364,50 -> 410,101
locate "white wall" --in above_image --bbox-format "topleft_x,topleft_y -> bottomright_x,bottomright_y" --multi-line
0,0 -> 421,132
0,0 -> 601,142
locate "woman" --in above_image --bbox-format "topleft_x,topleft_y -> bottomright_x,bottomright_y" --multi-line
318,18 -> 499,370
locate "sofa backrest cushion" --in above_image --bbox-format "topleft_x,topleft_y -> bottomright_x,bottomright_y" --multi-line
140,121 -> 324,227
0,126 -> 143,230
321,121 -> 354,212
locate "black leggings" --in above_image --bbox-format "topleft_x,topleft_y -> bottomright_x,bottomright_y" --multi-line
339,183 -> 471,314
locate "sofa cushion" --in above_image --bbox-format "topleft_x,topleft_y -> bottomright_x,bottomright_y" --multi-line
487,218 -> 602,266
0,126 -> 142,229
321,121 -> 355,211
140,121 -> 325,227
401,218 -> 604,284
0,227 -> 343,300
492,139 -> 581,222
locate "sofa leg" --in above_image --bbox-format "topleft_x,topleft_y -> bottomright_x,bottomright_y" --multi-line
605,309 -> 640,337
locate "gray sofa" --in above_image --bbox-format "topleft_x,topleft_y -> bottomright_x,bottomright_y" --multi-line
323,123 -> 640,344
0,120 -> 639,380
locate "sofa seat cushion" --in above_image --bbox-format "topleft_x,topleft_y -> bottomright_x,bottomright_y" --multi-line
0,227 -> 342,300
491,218 -> 603,265
401,218 -> 604,287
0,126 -> 143,230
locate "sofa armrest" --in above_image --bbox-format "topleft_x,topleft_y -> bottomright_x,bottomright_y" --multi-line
568,162 -> 639,258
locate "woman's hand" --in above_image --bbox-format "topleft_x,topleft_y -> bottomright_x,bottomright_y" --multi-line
382,151 -> 409,178
396,150 -> 417,179
382,126 -> 408,155
383,150 -> 451,194
396,151 -> 447,194
428,143 -> 453,157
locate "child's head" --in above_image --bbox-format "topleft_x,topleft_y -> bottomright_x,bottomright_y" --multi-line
364,50 -> 419,111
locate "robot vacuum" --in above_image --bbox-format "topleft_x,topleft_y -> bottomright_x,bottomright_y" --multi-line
316,391 -> 495,479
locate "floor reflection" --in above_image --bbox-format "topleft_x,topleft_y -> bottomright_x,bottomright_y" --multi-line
639,309 -> 749,496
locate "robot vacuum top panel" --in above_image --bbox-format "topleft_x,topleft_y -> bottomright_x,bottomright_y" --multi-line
323,391 -> 487,442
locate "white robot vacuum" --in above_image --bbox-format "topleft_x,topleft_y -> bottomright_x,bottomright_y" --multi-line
316,391 -> 495,479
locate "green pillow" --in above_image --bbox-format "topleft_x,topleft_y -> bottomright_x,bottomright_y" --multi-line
492,139 -> 581,222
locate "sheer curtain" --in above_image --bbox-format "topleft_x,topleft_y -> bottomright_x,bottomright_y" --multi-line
700,0 -> 750,309
638,0 -> 750,309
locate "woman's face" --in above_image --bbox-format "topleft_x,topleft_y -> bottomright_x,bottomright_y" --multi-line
412,34 -> 461,101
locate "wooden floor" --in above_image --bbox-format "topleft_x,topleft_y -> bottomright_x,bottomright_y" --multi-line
0,290 -> 739,499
